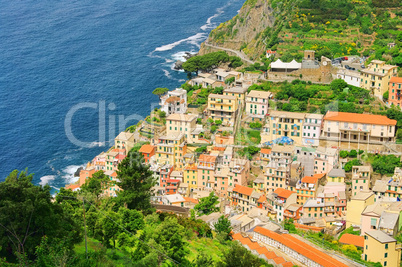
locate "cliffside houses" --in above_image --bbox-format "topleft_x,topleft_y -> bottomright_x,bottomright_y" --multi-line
207,94 -> 239,125
245,90 -> 273,120
160,88 -> 187,116
360,60 -> 398,98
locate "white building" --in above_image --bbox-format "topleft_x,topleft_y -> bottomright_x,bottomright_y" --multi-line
160,88 -> 187,116
335,69 -> 360,87
302,113 -> 323,146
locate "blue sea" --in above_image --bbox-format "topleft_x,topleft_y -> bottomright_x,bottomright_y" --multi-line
0,0 -> 243,191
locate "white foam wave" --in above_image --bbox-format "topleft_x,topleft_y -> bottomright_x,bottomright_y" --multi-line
162,69 -> 173,79
88,141 -> 105,148
171,51 -> 188,62
61,164 -> 85,184
154,32 -> 207,52
39,175 -> 56,186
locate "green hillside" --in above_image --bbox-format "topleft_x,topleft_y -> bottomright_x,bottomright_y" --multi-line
208,0 -> 402,67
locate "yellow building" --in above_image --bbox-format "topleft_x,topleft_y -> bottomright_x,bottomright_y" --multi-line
352,166 -> 371,196
363,230 -> 401,267
166,113 -> 198,142
184,163 -> 198,192
223,86 -> 248,106
266,110 -> 305,145
155,134 -> 187,170
207,94 -> 239,125
114,131 -> 135,155
361,60 -> 398,97
327,168 -> 346,183
346,190 -> 375,228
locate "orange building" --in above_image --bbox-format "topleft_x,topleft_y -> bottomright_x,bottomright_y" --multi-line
389,77 -> 402,107
78,166 -> 96,187
139,144 -> 156,163
294,173 -> 325,205
197,154 -> 217,189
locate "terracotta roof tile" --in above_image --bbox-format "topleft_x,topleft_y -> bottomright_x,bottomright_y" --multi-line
257,195 -> 267,203
390,77 -> 402,84
282,262 -> 294,267
274,188 -> 294,199
212,146 -> 226,151
198,154 -> 217,163
233,184 -> 254,196
232,233 -> 243,240
301,175 -> 319,184
273,257 -> 286,264
324,111 -> 396,126
183,197 -> 199,204
139,144 -> 156,154
339,233 -> 364,248
254,227 -> 348,267
260,148 -> 272,154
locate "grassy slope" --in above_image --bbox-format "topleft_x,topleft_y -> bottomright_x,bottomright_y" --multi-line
209,0 -> 402,65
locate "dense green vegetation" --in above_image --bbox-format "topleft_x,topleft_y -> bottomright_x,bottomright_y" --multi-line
182,51 -> 243,78
0,152 -> 273,266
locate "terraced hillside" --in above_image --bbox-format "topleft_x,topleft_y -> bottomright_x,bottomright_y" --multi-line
199,0 -> 402,67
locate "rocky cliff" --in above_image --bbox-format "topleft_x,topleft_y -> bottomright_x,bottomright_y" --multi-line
199,0 -> 276,60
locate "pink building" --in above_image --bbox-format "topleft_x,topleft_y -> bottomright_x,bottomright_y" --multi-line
245,90 -> 273,119
197,154 -> 217,189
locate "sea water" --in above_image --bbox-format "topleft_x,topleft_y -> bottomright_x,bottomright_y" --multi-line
0,0 -> 243,191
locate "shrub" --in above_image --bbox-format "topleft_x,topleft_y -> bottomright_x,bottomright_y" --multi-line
340,150 -> 349,158
349,150 -> 357,158
249,122 -> 262,129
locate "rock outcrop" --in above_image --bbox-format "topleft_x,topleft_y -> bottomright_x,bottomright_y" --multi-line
199,0 -> 275,60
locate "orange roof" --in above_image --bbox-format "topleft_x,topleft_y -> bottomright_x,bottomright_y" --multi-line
184,164 -> 197,171
115,154 -> 126,160
324,111 -> 396,126
183,197 -> 199,204
254,227 -> 348,267
232,233 -> 243,240
390,76 -> 402,84
111,172 -> 117,177
274,188 -> 294,199
139,144 -> 155,154
260,148 -> 272,154
165,96 -> 180,103
294,223 -> 323,232
257,195 -> 267,203
66,184 -> 80,190
212,146 -> 226,151
198,154 -> 217,163
233,184 -> 254,196
282,262 -> 294,267
273,257 -> 286,264
301,175 -> 319,184
313,173 -> 326,179
339,234 -> 364,248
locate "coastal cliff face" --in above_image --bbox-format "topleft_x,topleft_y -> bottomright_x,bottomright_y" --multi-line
199,0 -> 275,60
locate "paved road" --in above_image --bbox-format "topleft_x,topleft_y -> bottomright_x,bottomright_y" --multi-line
204,42 -> 255,65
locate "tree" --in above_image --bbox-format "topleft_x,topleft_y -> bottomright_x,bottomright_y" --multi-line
195,146 -> 208,153
194,192 -> 219,215
221,242 -> 270,267
383,91 -> 389,101
349,150 -> 357,158
284,218 -> 297,233
118,207 -> 144,234
214,216 -> 232,241
229,56 -> 243,68
339,150 -> 349,158
249,122 -> 262,129
81,170 -> 109,201
100,210 -> 120,248
0,170 -> 81,263
152,88 -> 169,100
330,79 -> 348,93
192,251 -> 214,267
344,159 -> 361,172
158,110 -> 166,119
116,151 -> 157,213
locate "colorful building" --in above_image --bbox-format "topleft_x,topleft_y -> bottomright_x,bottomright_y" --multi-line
363,230 -> 401,267
155,134 -> 187,170
352,165 -> 371,196
346,190 -> 375,228
197,154 -> 217,189
139,144 -> 156,163
114,131 -> 135,155
159,88 -> 187,116
361,60 -> 398,97
302,113 -> 323,146
184,163 -> 198,192
267,110 -> 305,145
321,111 -> 397,144
207,94 -> 239,125
245,90 -> 273,119
389,76 -> 402,107
166,113 -> 197,142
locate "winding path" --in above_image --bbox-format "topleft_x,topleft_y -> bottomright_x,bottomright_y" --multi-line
204,42 -> 255,65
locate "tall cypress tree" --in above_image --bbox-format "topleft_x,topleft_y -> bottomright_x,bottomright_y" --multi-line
115,150 -> 156,213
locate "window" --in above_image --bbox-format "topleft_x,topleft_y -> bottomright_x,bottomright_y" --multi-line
384,253 -> 388,258
385,244 -> 388,249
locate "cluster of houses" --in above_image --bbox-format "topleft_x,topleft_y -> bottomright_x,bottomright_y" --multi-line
65,60 -> 402,266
